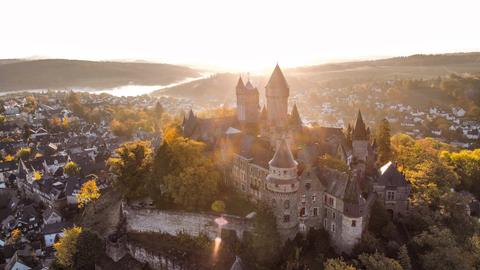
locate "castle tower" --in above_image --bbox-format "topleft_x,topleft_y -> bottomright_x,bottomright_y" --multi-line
236,77 -> 259,124
340,176 -> 366,253
266,64 -> 289,130
266,138 -> 299,239
352,110 -> 369,163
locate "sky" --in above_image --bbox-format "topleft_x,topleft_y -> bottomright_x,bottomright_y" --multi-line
1,0 -> 479,72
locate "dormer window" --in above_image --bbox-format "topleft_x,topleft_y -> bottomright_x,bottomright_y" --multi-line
387,191 -> 395,201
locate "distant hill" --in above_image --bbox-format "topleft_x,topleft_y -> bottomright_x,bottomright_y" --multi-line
154,52 -> 480,105
0,59 -> 201,91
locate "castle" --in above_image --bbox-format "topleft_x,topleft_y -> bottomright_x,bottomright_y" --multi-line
182,65 -> 410,254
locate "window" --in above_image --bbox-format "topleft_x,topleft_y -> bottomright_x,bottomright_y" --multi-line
324,195 -> 328,204
387,191 -> 395,201
312,194 -> 316,202
332,212 -> 336,219
283,215 -> 290,223
291,183 -> 295,188
352,220 -> 357,227
324,218 -> 327,228
313,207 -> 318,216
284,200 -> 290,209
300,207 -> 306,217
331,223 -> 336,232
328,197 -> 334,207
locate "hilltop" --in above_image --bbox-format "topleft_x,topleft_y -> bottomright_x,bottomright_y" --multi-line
154,52 -> 480,104
0,59 -> 201,91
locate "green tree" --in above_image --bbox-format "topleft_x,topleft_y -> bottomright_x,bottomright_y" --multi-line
358,252 -> 403,270
108,141 -> 152,199
412,226 -> 474,270
64,161 -> 81,176
74,229 -> 104,270
397,245 -> 411,270
162,136 -> 220,210
376,118 -> 392,164
244,206 -> 281,268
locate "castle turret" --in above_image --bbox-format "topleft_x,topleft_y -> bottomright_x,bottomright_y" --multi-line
340,176 -> 366,253
266,139 -> 299,239
352,110 -> 369,163
236,77 -> 259,124
266,64 -> 289,129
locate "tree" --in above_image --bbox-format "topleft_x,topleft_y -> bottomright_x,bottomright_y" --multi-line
397,245 -> 411,270
412,226 -> 474,270
34,170 -> 42,181
244,206 -> 281,268
211,200 -> 226,213
108,141 -> 152,199
358,252 -> 403,270
74,229 -> 104,270
64,161 -> 81,176
54,226 -> 82,268
0,114 -> 5,124
16,147 -> 31,160
376,119 -> 392,164
7,228 -> 21,244
76,180 -> 101,210
324,257 -> 357,270
162,136 -> 220,210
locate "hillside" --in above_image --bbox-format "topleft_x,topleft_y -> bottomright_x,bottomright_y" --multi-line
0,59 -> 201,91
154,53 -> 480,105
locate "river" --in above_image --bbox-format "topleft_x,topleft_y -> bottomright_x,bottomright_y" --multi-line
0,74 -> 210,97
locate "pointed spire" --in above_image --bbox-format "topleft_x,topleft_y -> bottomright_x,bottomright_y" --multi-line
245,80 -> 254,90
289,103 -> 302,127
18,158 -> 28,177
269,139 -> 297,168
266,64 -> 289,97
236,76 -> 246,93
353,110 -> 367,140
187,109 -> 195,120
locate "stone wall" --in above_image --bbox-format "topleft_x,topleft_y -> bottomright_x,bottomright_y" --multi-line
122,203 -> 254,240
126,243 -> 183,270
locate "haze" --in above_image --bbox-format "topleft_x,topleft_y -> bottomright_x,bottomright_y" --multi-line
1,0 -> 479,71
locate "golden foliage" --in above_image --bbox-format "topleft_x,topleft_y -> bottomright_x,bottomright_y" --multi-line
54,226 -> 82,268
76,180 -> 101,208
7,228 -> 21,244
34,170 -> 42,181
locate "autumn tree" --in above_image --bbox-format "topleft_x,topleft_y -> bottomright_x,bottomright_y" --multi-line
64,161 -> 81,176
7,228 -> 21,244
211,200 -> 226,213
108,141 -> 152,199
54,226 -> 82,268
76,180 -> 101,210
324,257 -> 357,270
16,147 -> 31,160
376,118 -> 392,164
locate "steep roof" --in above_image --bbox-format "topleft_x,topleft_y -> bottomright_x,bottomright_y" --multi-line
230,256 -> 245,270
245,80 -> 255,90
353,110 -> 367,140
377,161 -> 409,187
266,64 -> 289,97
289,103 -> 302,127
236,77 -> 246,93
269,139 -> 297,168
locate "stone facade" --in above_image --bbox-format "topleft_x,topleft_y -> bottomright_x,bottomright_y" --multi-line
122,203 -> 253,240
182,65 -> 411,254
